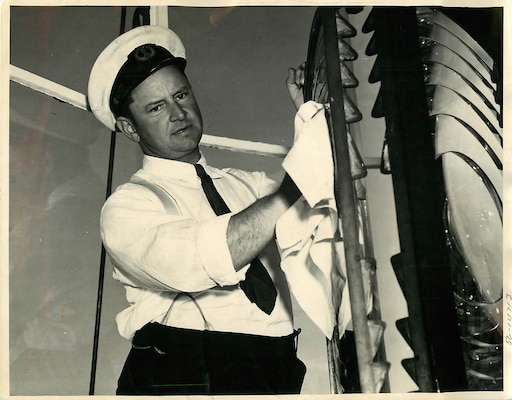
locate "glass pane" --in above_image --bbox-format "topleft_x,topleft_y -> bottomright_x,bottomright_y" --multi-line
9,6 -> 124,394
10,6 -> 124,93
9,81 -> 109,395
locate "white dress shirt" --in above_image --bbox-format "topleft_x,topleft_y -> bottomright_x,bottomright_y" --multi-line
101,155 -> 294,340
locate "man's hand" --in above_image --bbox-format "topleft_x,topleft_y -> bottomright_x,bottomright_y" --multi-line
286,62 -> 306,110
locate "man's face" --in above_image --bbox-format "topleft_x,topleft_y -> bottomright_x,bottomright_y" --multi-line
126,65 -> 203,163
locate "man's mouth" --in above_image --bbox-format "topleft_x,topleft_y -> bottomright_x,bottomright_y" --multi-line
173,125 -> 190,135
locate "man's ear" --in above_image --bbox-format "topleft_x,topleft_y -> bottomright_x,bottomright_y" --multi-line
116,117 -> 140,143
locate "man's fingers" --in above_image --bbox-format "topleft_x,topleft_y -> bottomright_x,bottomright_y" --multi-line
290,63 -> 306,87
287,68 -> 298,87
296,68 -> 305,87
298,62 -> 306,85
287,64 -> 306,110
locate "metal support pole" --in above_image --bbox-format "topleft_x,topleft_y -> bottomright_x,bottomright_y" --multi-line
88,131 -> 117,395
149,6 -> 169,27
88,7 -> 126,394
320,7 -> 376,393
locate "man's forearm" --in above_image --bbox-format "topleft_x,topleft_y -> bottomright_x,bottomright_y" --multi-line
227,175 -> 300,270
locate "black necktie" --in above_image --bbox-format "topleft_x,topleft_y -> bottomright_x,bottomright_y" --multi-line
194,164 -> 277,315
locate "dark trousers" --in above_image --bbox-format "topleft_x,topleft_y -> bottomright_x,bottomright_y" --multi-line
117,322 -> 306,395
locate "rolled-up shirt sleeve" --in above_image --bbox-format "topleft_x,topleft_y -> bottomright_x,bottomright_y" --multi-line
100,183 -> 245,293
196,213 -> 249,285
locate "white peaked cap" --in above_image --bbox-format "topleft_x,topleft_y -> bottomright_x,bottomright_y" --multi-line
88,25 -> 186,131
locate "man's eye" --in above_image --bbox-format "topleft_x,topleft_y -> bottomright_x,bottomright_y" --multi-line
175,92 -> 188,101
150,104 -> 163,112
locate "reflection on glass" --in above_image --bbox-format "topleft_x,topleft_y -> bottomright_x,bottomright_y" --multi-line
443,153 -> 502,306
442,154 -> 503,390
9,84 -> 105,395
337,38 -> 358,61
340,62 -> 359,88
343,93 -> 362,124
430,86 -> 502,165
420,8 -> 503,390
434,114 -> 502,203
335,10 -> 356,38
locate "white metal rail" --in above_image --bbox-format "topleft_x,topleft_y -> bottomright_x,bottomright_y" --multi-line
9,64 -> 381,166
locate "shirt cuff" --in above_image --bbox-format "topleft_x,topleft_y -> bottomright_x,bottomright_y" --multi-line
196,213 -> 247,286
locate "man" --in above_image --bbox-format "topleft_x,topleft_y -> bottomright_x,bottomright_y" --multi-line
88,25 -> 307,395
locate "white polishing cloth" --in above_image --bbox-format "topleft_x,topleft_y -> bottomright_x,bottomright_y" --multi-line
277,101 -> 356,338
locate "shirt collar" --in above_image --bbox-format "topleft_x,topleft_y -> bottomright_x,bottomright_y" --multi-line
141,154 -> 222,181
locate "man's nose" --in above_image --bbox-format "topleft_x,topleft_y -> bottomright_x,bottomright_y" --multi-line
169,102 -> 186,121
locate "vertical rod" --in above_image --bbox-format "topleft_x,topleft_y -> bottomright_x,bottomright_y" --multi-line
321,7 -> 376,393
88,7 -> 125,394
89,131 -> 117,395
149,6 -> 169,27
360,197 -> 390,393
326,326 -> 344,393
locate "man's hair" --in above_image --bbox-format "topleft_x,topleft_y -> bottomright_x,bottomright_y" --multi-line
115,92 -> 135,122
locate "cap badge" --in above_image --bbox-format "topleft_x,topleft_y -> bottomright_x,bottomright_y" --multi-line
133,45 -> 156,62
